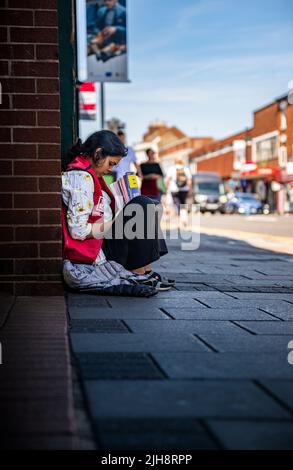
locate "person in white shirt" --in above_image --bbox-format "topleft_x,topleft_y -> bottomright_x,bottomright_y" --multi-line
113,130 -> 142,180
166,157 -> 192,223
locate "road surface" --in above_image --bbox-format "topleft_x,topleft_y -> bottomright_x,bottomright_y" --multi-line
200,213 -> 293,238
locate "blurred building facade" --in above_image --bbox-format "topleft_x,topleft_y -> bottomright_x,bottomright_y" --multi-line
190,94 -> 293,213
138,120 -> 213,172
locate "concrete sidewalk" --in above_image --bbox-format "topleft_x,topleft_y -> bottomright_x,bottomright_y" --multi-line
67,232 -> 293,450
1,231 -> 293,450
0,295 -> 77,449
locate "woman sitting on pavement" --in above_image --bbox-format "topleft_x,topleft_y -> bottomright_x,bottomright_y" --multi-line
61,130 -> 175,296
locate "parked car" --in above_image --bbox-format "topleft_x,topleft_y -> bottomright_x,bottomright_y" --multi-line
192,172 -> 227,213
224,192 -> 269,215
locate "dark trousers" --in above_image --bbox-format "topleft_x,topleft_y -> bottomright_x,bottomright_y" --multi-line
102,195 -> 168,271
171,190 -> 189,214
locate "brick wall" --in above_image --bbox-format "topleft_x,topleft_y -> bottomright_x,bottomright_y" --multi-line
252,100 -> 293,163
0,0 -> 63,295
197,151 -> 234,179
252,102 -> 279,138
159,138 -> 214,158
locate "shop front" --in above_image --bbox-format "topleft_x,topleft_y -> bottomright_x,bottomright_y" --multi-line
240,164 -> 278,212
240,163 -> 293,214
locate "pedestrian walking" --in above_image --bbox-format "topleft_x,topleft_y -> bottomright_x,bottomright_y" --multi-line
140,148 -> 164,202
166,157 -> 192,226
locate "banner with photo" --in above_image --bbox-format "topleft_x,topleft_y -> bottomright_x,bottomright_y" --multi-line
77,0 -> 128,83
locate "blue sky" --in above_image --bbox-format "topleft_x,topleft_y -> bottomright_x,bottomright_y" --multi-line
88,0 -> 293,145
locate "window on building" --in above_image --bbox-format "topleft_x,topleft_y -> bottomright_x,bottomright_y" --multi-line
255,136 -> 278,163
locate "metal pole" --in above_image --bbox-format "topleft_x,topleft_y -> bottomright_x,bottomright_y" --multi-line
100,82 -> 105,129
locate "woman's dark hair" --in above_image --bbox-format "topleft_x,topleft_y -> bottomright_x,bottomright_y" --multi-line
65,130 -> 128,169
146,148 -> 155,157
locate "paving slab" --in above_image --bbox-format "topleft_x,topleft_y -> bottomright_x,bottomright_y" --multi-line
196,333 -> 292,353
207,420 -> 293,450
69,306 -> 169,320
259,380 -> 293,411
175,284 -> 203,291
76,352 -> 166,380
94,418 -> 219,450
193,298 -> 293,318
234,321 -> 293,335
83,380 -> 290,419
150,290 -> 231,300
162,308 -> 277,321
227,293 -> 293,301
123,319 -> 247,335
223,279 -> 293,287
250,307 -> 293,322
106,297 -> 206,309
67,294 -> 111,309
0,296 -> 77,449
70,332 -> 210,353
153,352 -> 293,379
170,274 -> 236,283
70,319 -> 130,334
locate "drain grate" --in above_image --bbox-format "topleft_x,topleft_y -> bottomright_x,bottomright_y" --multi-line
70,319 -> 130,333
76,352 -> 165,380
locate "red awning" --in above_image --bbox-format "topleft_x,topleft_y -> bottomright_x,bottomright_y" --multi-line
241,166 -> 293,183
241,166 -> 277,180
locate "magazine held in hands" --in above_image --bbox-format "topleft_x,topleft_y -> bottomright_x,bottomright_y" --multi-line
110,172 -> 140,211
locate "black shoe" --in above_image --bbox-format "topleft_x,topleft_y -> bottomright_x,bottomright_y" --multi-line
145,271 -> 176,288
138,274 -> 172,291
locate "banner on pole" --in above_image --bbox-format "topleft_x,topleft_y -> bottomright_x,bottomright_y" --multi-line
77,0 -> 128,83
79,82 -> 96,120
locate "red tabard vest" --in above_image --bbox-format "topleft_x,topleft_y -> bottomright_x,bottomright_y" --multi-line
62,155 -> 116,264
